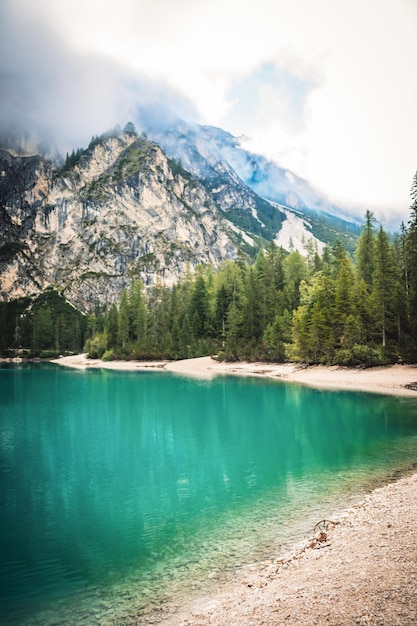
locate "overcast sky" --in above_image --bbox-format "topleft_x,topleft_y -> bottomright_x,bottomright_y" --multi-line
1,0 -> 416,225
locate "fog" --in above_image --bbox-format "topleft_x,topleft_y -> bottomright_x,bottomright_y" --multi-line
0,1 -> 196,154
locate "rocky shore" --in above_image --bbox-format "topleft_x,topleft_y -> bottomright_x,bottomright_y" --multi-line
158,473 -> 417,626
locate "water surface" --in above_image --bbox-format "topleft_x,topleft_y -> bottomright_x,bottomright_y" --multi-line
1,364 -> 417,624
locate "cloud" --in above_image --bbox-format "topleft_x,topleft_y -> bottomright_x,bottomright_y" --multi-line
0,0 -> 416,224
300,1 -> 417,223
227,62 -> 318,134
0,0 -> 197,153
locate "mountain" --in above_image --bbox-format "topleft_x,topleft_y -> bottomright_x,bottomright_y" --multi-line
140,116 -> 362,248
0,119 -> 361,312
0,130 -> 240,311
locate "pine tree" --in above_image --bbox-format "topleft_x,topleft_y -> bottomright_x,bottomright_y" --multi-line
106,304 -> 118,348
255,243 -> 282,331
147,282 -> 172,355
214,284 -> 230,346
189,275 -> 211,339
117,290 -> 130,348
399,222 -> 409,299
224,302 -> 242,360
262,310 -> 291,362
371,226 -> 395,347
292,269 -> 335,363
241,268 -> 263,348
333,250 -> 357,345
32,308 -> 53,354
407,172 -> 417,352
124,122 -> 138,136
130,280 -> 147,347
356,210 -> 376,289
282,251 -> 308,310
179,313 -> 192,358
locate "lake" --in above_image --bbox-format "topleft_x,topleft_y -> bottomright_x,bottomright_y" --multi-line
1,364 -> 417,625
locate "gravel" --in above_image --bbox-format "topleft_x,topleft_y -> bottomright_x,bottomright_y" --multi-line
155,473 -> 417,626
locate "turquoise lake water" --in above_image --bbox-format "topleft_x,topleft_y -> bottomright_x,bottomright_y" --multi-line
1,364 -> 417,625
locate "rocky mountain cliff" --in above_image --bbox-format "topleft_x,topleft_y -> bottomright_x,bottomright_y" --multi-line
0,121 -> 360,312
0,130 -> 242,311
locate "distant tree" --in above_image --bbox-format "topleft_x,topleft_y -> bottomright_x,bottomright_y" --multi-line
179,312 -> 192,358
292,269 -> 335,363
117,290 -> 130,348
214,283 -> 230,345
106,304 -> 119,348
130,280 -> 147,346
356,210 -> 376,289
255,245 -> 280,331
32,308 -> 53,354
189,275 -> 211,339
262,310 -> 291,362
124,122 -> 138,137
282,251 -> 307,310
406,171 -> 417,353
224,302 -> 242,360
371,226 -> 396,347
241,268 -> 263,347
333,250 -> 357,344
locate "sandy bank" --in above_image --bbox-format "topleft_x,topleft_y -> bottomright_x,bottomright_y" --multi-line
52,354 -> 417,396
50,353 -> 168,371
157,473 -> 417,626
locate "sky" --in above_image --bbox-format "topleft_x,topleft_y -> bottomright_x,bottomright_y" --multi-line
1,0 -> 416,226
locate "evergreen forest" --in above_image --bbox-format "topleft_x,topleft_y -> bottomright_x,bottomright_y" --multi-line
2,173 -> 417,366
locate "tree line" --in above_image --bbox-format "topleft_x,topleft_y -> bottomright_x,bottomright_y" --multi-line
0,289 -> 87,358
2,172 -> 417,364
84,175 -> 417,365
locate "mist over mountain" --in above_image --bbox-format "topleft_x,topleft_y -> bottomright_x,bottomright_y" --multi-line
138,112 -> 362,253
140,114 -> 363,225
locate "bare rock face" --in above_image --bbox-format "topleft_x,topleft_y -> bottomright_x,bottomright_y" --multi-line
0,132 -> 239,311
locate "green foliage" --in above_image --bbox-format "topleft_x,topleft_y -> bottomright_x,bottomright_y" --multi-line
0,289 -> 86,357
355,210 -> 376,288
124,121 -> 138,137
85,332 -> 108,359
81,196 -> 417,366
58,148 -> 85,175
332,344 -> 389,367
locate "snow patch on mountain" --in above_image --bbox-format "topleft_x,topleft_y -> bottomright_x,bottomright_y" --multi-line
275,209 -> 326,256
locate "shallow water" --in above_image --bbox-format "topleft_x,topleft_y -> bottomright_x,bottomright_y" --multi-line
1,364 -> 417,624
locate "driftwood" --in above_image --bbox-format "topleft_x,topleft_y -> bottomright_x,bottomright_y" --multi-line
314,519 -> 339,532
308,520 -> 340,549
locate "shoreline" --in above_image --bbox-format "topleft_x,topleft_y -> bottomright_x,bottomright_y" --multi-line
21,354 -> 417,623
157,472 -> 417,625
50,353 -> 417,397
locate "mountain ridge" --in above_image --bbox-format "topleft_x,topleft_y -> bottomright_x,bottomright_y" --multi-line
0,119 -> 361,311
